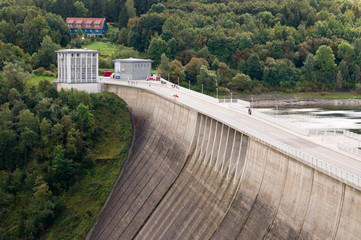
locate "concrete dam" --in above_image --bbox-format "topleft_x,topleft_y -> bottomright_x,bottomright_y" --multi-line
89,84 -> 361,240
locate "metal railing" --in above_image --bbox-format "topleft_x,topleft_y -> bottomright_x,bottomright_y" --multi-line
344,130 -> 361,141
337,142 -> 361,156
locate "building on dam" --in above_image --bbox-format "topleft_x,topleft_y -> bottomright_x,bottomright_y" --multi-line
112,58 -> 152,80
55,49 -> 101,93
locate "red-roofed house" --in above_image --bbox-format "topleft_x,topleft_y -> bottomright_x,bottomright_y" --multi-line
66,18 -> 108,35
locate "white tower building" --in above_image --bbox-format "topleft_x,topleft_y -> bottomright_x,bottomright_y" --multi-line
55,49 -> 101,93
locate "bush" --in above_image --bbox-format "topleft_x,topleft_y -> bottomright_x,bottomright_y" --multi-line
218,87 -> 230,94
33,67 -> 45,76
355,83 -> 361,93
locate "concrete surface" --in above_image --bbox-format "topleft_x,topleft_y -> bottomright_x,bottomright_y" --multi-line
89,83 -> 361,240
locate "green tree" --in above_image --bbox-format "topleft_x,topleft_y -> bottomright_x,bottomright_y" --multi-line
353,64 -> 361,84
76,28 -> 83,38
74,1 -> 88,17
246,53 -> 263,80
118,0 -> 136,28
263,62 -> 300,88
315,45 -> 336,87
18,109 -> 39,133
33,176 -> 52,203
19,127 -> 38,162
238,34 -> 253,51
157,53 -> 171,79
197,66 -> 217,92
148,3 -> 166,14
148,37 -> 169,66
37,36 -> 61,69
2,62 -> 31,93
337,42 -> 354,61
89,0 -> 104,17
335,70 -> 343,91
184,57 -> 209,83
23,14 -> 50,53
51,145 -> 78,190
45,12 -> 71,47
302,54 -> 315,82
228,73 -> 252,91
73,103 -> 95,139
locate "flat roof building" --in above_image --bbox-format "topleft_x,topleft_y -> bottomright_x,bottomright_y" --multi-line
113,58 -> 152,80
55,49 -> 101,93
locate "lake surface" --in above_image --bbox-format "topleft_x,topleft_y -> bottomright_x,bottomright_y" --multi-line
257,106 -> 361,131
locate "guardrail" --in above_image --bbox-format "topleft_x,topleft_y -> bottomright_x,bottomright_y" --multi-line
229,103 -> 310,136
337,142 -> 361,156
101,79 -> 361,190
344,130 -> 361,141
308,128 -> 345,136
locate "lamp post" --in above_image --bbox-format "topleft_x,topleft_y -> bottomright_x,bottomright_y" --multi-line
202,84 -> 203,94
216,88 -> 218,99
168,73 -> 170,81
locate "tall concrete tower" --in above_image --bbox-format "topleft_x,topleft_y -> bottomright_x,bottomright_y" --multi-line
55,49 -> 101,93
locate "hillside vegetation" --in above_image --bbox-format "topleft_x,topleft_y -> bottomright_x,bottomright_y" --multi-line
0,63 -> 132,239
2,0 -> 361,95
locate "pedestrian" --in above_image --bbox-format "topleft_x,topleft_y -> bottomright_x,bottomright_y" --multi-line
248,108 -> 252,115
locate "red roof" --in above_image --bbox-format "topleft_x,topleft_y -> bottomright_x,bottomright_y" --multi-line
66,18 -> 106,30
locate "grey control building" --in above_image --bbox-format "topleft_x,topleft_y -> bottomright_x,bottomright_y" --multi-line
55,49 -> 101,93
113,58 -> 152,80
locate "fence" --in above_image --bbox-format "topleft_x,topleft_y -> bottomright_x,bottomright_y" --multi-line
344,130 -> 361,141
337,142 -> 361,156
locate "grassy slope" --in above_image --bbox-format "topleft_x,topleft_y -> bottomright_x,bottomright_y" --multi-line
28,75 -> 55,86
82,42 -> 119,56
44,93 -> 132,240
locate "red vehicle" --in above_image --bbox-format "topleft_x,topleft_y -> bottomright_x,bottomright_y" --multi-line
103,71 -> 112,77
146,76 -> 159,81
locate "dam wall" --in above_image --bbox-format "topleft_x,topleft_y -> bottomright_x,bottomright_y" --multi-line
90,85 -> 361,240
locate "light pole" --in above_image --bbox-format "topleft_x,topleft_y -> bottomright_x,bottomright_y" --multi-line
168,73 -> 170,81
202,84 -> 203,94
216,88 -> 218,99
189,81 -> 190,89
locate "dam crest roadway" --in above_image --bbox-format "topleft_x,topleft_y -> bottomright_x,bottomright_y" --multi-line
88,78 -> 361,240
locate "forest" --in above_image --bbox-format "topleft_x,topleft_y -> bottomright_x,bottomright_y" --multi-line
2,0 -> 361,95
1,0 -> 361,239
0,64 -> 132,239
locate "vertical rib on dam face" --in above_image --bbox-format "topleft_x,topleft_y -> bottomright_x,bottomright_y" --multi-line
90,85 -> 361,240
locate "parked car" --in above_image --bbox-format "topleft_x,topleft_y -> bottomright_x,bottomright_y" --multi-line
103,71 -> 112,77
146,76 -> 159,81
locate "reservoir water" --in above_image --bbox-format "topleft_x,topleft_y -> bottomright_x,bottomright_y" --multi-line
257,106 -> 361,132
